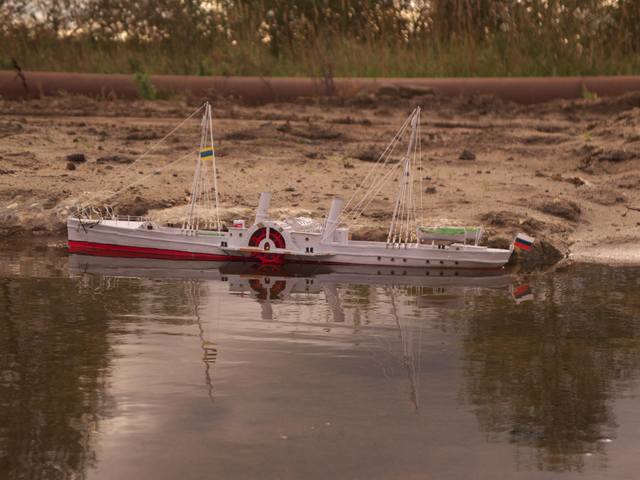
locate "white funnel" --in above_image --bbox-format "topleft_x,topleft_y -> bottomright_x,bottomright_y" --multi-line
323,196 -> 344,240
255,192 -> 272,224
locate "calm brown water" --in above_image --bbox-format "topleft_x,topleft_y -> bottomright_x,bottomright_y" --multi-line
2,242 -> 640,480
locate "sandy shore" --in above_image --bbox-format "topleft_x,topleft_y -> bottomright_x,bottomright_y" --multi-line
1,88 -> 639,267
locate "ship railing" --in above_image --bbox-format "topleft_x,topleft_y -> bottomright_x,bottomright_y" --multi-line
111,215 -> 150,224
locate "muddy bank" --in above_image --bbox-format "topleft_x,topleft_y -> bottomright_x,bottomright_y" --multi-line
1,88 -> 639,268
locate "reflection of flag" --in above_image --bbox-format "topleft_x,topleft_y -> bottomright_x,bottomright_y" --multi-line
514,233 -> 534,251
512,284 -> 534,304
200,147 -> 214,159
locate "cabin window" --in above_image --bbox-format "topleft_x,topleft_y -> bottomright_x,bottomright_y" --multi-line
455,261 -> 459,265
221,241 -> 228,247
391,258 -> 395,262
426,271 -> 430,276
439,260 -> 444,264
229,233 -> 232,237
426,260 -> 430,264
402,258 -> 407,263
305,237 -> 309,241
310,247 -> 314,253
239,233 -> 242,237
377,256 -> 381,261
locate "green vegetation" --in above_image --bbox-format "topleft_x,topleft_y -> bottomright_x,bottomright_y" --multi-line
133,71 -> 157,100
1,1 -> 640,77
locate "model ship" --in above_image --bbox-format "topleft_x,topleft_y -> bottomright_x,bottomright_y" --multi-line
68,103 -> 532,269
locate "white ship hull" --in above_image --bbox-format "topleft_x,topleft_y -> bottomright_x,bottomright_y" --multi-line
68,213 -> 512,269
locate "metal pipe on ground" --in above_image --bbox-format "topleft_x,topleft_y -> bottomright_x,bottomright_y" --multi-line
1,70 -> 640,104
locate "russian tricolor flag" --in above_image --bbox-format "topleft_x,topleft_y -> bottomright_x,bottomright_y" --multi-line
514,233 -> 534,251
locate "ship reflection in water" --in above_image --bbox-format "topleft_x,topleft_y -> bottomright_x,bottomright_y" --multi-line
2,247 -> 640,480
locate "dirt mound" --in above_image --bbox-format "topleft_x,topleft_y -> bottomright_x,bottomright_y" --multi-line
538,199 -> 581,222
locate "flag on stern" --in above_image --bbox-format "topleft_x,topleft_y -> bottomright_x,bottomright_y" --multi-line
514,233 -> 534,251
200,147 -> 214,159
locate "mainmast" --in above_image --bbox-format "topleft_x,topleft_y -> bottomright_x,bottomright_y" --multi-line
387,107 -> 421,246
183,102 -> 221,232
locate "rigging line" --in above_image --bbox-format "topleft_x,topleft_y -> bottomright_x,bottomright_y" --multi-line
417,115 -> 424,227
342,113 -> 413,215
389,108 -> 418,244
346,159 -> 404,225
208,103 -> 221,230
94,103 -> 206,200
184,149 -> 200,230
342,161 -> 401,229
340,133 -> 407,226
342,117 -> 411,217
96,147 -> 198,207
340,109 -> 417,230
343,160 -> 404,229
340,139 -> 402,224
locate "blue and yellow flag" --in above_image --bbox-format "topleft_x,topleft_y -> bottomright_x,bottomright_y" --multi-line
200,147 -> 214,159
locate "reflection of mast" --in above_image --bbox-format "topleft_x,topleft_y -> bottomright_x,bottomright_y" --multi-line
323,283 -> 345,323
186,280 -> 216,404
387,286 -> 421,413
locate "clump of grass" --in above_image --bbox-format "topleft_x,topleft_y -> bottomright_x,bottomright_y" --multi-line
133,71 -> 157,100
581,86 -> 599,101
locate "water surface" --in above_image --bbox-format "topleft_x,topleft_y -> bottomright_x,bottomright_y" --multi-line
2,242 -> 640,479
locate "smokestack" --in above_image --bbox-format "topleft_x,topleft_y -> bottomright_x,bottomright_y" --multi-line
323,196 -> 344,241
255,192 -> 272,224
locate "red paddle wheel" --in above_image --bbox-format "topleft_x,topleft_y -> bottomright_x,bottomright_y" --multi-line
248,227 -> 286,265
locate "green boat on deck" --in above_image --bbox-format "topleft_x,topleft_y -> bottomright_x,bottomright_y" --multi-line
418,226 -> 483,244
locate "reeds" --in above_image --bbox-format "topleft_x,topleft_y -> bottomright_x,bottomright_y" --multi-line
1,1 -> 639,77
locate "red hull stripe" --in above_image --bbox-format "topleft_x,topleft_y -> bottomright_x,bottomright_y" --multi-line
68,240 -> 249,262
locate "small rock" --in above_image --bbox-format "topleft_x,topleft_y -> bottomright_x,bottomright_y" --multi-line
354,147 -> 379,162
0,168 -> 15,175
459,149 -> 476,161
66,153 -> 86,163
425,187 -> 437,194
66,162 -> 76,171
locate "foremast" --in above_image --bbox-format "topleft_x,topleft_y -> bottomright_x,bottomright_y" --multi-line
183,102 -> 221,232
